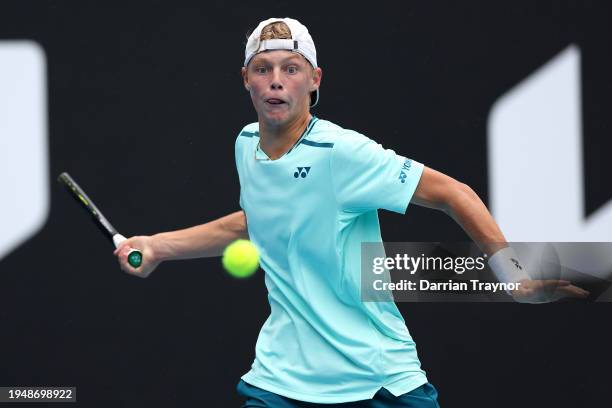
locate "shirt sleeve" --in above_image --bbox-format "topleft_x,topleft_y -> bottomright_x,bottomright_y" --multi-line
330,131 -> 424,214
235,131 -> 246,210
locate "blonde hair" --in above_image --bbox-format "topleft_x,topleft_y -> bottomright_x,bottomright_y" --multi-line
253,21 -> 315,73
259,21 -> 292,40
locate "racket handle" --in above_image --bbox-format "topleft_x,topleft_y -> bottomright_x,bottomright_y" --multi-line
112,234 -> 143,268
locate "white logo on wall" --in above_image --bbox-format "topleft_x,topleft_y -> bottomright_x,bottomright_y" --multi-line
488,44 -> 612,281
0,41 -> 49,260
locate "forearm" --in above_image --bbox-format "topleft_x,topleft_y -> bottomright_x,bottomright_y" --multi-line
445,183 -> 507,256
412,167 -> 507,256
151,210 -> 249,261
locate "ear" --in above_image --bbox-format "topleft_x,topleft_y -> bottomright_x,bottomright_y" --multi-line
241,67 -> 250,91
310,67 -> 323,92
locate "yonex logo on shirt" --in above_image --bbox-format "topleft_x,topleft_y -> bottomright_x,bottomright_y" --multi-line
294,167 -> 311,178
398,159 -> 412,183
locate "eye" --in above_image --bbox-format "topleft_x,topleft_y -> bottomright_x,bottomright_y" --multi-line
254,66 -> 267,74
286,65 -> 298,74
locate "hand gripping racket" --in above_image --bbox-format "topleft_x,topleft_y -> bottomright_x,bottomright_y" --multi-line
58,172 -> 143,268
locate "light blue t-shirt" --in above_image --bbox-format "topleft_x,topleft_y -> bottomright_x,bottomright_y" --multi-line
235,116 -> 427,404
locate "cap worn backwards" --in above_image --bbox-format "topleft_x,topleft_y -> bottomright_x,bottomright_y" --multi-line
244,17 -> 319,108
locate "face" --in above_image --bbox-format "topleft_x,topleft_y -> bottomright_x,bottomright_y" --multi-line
242,50 -> 322,125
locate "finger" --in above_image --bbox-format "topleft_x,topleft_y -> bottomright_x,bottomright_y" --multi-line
553,285 -> 590,300
546,280 -> 570,286
534,280 -> 570,289
114,242 -> 130,256
119,245 -> 135,261
556,280 -> 571,286
118,252 -> 130,272
121,261 -> 141,276
118,247 -> 135,272
562,285 -> 590,297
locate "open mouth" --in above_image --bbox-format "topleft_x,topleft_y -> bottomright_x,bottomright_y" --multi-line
266,98 -> 286,105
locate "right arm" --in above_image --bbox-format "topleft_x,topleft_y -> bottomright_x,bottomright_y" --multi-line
114,210 -> 248,278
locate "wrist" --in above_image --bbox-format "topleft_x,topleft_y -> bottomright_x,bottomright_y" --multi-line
488,246 -> 530,284
151,233 -> 171,262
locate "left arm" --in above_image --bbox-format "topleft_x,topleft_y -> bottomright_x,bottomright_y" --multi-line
411,166 -> 589,302
411,166 -> 505,257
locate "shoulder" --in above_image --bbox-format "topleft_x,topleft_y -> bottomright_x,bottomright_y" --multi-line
236,122 -> 259,141
305,118 -> 372,149
318,121 -> 396,171
235,122 -> 258,166
235,122 -> 259,152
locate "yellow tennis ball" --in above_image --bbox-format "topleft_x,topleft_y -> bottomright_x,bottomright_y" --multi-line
222,239 -> 260,278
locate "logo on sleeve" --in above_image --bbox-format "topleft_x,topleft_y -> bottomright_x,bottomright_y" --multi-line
294,167 -> 311,178
398,159 -> 412,183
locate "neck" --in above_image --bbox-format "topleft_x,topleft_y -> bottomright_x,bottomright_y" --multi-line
258,112 -> 312,160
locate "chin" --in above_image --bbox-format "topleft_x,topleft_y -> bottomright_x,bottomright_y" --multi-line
260,110 -> 292,125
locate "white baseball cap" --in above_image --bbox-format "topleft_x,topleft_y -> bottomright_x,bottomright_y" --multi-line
244,17 -> 319,108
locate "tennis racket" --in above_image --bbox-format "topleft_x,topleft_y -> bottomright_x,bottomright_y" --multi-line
58,172 -> 143,268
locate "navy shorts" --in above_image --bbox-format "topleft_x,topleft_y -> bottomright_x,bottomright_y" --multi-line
237,380 -> 441,408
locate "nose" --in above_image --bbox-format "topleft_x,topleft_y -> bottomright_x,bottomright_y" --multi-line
270,68 -> 283,90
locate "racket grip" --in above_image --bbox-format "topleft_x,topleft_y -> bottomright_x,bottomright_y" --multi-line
112,234 -> 143,268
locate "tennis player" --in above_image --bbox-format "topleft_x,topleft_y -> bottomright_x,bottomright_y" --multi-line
114,17 -> 588,407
